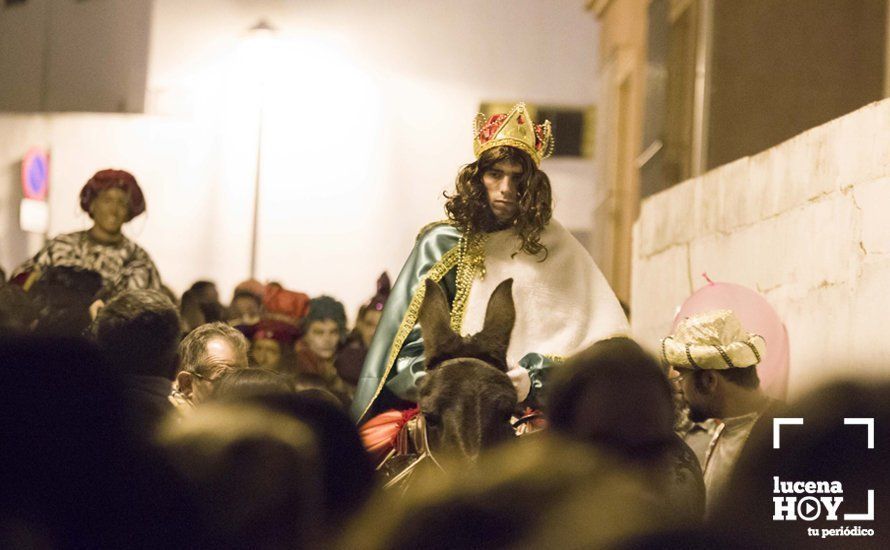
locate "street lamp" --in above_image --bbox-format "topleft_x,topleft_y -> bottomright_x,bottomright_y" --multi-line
246,19 -> 277,279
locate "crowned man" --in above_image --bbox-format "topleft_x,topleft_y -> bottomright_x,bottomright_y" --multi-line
351,103 -> 628,423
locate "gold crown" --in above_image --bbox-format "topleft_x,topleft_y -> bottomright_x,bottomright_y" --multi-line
473,102 -> 554,166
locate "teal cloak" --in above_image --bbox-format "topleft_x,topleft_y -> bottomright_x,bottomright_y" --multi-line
350,222 -> 557,423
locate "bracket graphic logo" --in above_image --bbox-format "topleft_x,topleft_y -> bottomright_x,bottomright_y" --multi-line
771,417 -> 875,533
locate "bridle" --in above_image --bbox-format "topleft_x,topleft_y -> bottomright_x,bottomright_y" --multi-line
381,412 -> 446,490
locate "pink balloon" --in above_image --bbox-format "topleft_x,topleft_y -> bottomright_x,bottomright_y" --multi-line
672,278 -> 790,400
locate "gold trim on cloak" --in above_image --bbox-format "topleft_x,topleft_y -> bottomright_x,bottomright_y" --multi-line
358,228 -> 569,421
358,244 -> 463,421
357,231 -> 490,421
415,219 -> 454,242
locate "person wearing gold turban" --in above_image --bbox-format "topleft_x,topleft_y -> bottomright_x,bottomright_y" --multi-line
663,309 -> 780,513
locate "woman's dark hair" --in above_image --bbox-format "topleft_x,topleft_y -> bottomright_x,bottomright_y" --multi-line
198,300 -> 226,324
211,367 -> 296,401
444,146 -> 553,258
188,280 -> 216,297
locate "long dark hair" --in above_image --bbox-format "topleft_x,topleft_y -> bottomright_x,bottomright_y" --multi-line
444,146 -> 553,258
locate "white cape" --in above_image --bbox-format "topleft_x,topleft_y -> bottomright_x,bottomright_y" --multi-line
460,219 -> 629,367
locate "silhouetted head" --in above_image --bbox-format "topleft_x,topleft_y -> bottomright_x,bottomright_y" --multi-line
0,283 -> 37,336
237,391 -> 375,531
157,402 -> 321,548
92,289 -> 182,378
0,337 -> 202,547
548,337 -> 676,457
29,266 -> 102,337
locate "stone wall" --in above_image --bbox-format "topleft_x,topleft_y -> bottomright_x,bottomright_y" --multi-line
632,99 -> 890,396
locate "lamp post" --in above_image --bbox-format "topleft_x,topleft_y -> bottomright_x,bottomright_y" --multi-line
247,19 -> 277,279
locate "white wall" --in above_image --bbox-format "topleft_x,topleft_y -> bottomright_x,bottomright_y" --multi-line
0,112 -> 222,295
0,114 -> 48,274
631,99 -> 890,397
1,1 -> 601,318
144,0 -> 601,314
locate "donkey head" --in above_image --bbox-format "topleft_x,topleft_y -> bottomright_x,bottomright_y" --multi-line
417,278 -> 518,460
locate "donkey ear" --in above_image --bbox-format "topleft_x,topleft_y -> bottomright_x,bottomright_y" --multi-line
419,278 -> 456,362
481,278 -> 515,349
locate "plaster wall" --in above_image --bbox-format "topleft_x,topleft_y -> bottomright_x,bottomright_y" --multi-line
631,99 -> 890,396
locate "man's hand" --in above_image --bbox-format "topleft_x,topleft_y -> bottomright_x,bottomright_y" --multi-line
506,365 -> 531,402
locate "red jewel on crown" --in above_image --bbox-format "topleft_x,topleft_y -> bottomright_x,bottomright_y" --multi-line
535,126 -> 545,150
517,115 -> 525,125
479,114 -> 507,143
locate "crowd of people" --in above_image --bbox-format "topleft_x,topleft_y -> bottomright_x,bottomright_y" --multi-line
1,103 -> 887,548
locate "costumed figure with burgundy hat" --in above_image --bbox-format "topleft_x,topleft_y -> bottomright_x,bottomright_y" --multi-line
12,169 -> 161,297
244,282 -> 309,372
352,103 -> 629,430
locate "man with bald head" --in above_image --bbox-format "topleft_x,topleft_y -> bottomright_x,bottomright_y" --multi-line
170,322 -> 250,409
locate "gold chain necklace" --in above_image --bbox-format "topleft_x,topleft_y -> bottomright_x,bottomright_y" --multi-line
450,232 -> 487,333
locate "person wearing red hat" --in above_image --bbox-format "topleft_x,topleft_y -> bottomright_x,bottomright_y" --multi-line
250,319 -> 300,371
243,282 -> 308,371
12,169 -> 161,297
